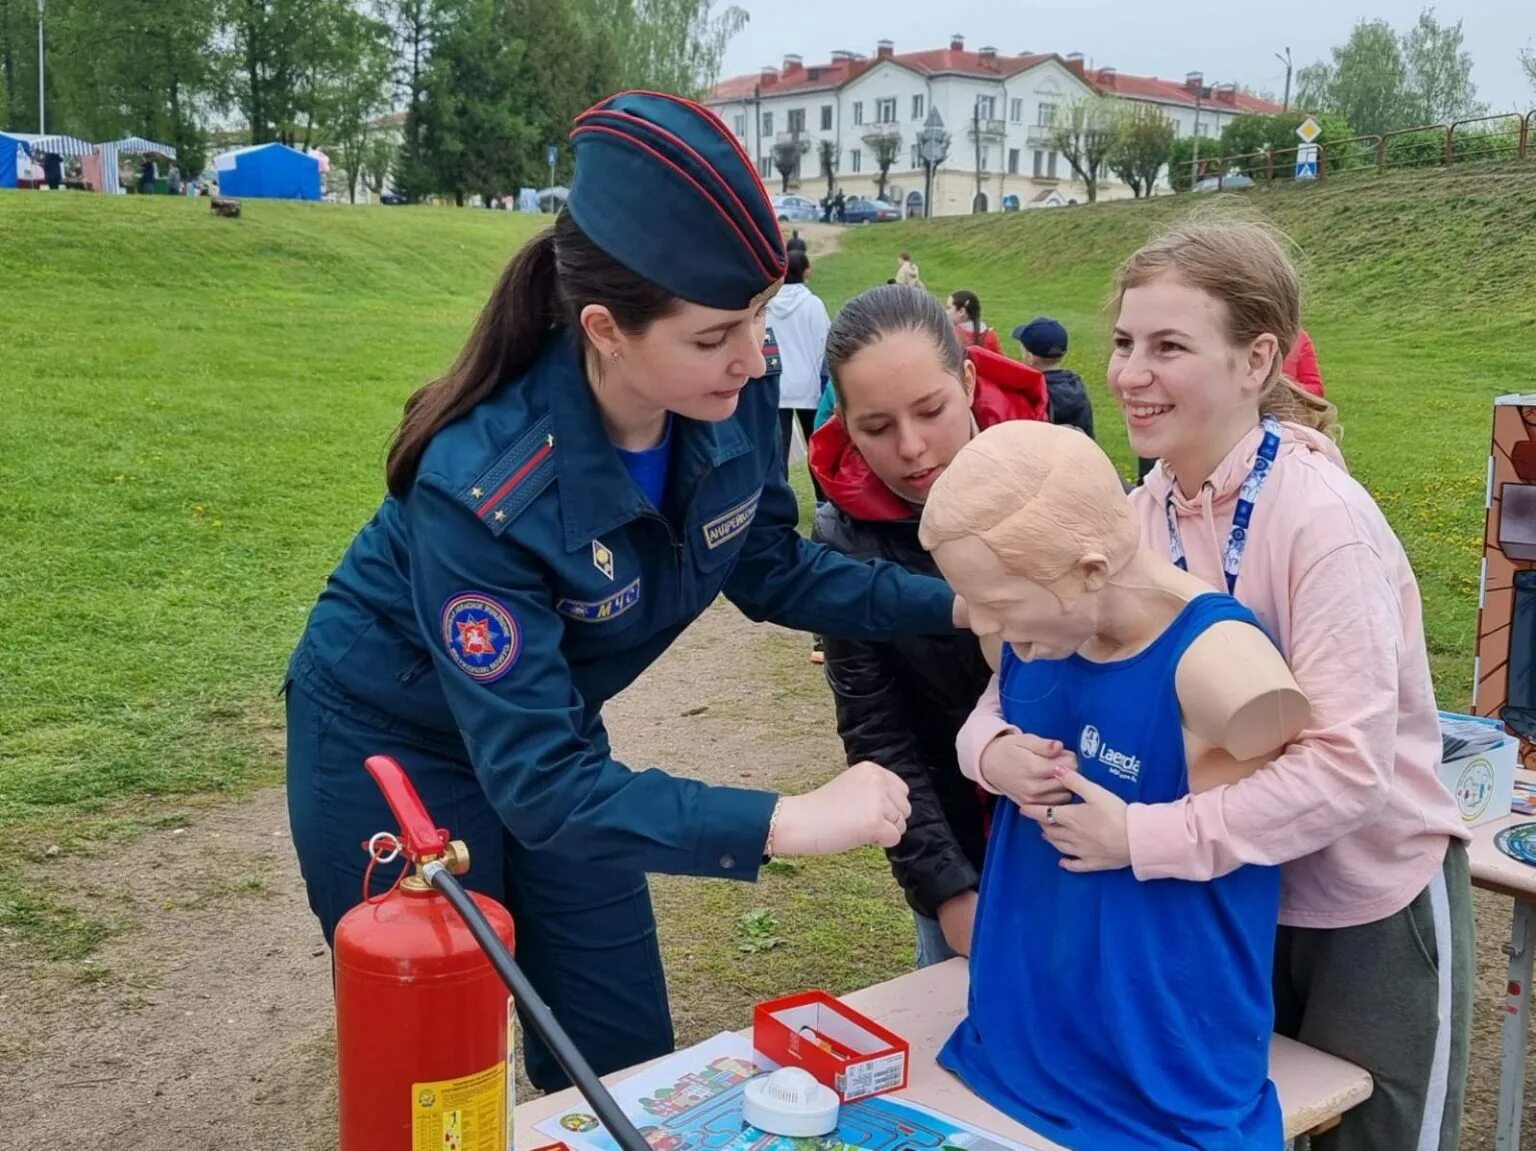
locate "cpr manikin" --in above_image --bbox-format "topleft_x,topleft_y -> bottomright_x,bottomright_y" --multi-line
923,420 -> 1309,1151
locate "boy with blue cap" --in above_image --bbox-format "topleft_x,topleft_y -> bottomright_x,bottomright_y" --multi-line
1014,316 -> 1094,439
284,90 -> 966,1092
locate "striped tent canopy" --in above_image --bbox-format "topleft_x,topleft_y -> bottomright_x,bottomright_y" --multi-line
24,133 -> 95,158
94,138 -> 177,196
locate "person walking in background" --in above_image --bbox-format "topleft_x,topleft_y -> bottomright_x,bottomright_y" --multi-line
1283,327 -> 1325,397
1013,317 -> 1093,438
948,290 -> 1002,354
896,251 -> 923,289
766,249 -> 831,504
786,229 -> 807,254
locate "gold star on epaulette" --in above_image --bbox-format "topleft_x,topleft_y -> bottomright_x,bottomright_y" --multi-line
471,486 -> 484,499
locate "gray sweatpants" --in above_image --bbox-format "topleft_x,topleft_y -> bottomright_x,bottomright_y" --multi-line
1277,839 -> 1474,1151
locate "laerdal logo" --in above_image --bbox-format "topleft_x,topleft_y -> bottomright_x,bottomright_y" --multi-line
1078,724 -> 1141,783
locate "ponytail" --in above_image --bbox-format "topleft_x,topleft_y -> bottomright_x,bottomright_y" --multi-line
386,212 -> 679,497
951,289 -> 983,343
1261,377 -> 1341,440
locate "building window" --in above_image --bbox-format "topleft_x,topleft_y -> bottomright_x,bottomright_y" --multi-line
853,101 -> 864,126
876,97 -> 897,123
733,114 -> 746,136
1032,150 -> 1043,178
975,95 -> 996,119
1048,151 -> 1058,179
1008,148 -> 1020,174
912,94 -> 925,120
821,104 -> 833,130
1010,98 -> 1023,123
911,144 -> 922,168
788,108 -> 805,133
850,149 -> 862,173
980,146 -> 990,171
760,157 -> 773,179
1037,102 -> 1058,127
761,111 -> 773,136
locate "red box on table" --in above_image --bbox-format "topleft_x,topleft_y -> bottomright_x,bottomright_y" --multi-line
752,990 -> 909,1102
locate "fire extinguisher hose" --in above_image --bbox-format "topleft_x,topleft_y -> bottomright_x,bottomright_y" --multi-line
421,859 -> 654,1151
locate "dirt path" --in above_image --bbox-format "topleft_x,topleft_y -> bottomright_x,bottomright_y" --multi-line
2,598 -> 1534,1148
0,601 -> 844,1149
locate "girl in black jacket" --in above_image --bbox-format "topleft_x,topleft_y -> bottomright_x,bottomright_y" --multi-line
808,285 -> 1049,964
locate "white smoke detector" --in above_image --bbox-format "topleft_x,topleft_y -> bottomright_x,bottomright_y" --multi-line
742,1067 -> 840,1137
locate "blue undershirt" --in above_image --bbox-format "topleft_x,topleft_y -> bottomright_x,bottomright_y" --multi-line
614,415 -> 673,509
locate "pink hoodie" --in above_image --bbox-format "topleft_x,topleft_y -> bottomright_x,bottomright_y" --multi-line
955,422 -> 1467,929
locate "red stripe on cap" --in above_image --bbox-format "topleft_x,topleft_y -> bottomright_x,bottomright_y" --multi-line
570,122 -> 781,285
579,108 -> 781,277
617,90 -> 780,245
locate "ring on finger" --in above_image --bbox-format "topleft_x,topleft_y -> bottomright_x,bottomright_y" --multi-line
1045,806 -> 1057,826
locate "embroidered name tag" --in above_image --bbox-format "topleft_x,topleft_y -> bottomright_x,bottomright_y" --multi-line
702,491 -> 761,550
556,578 -> 642,622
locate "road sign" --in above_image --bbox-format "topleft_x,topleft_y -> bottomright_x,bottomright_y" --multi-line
1295,142 -> 1319,181
547,144 -> 558,167
1296,117 -> 1322,144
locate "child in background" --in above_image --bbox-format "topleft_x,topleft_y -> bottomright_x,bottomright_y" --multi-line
1013,317 -> 1093,438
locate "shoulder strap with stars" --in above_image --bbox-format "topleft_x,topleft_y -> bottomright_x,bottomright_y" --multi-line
457,415 -> 556,536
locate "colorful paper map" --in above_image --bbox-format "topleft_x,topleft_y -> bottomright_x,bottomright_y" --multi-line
536,1033 -> 1042,1151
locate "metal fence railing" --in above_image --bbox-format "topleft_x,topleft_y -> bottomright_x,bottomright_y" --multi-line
1186,109 -> 1534,192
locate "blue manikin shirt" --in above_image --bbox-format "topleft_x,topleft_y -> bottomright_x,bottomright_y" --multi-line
614,415 -> 673,510
939,593 -> 1284,1151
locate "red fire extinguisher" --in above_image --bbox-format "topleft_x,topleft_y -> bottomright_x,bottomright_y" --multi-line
335,754 -> 517,1151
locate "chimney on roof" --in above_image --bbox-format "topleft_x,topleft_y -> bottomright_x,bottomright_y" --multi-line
830,49 -> 853,64
1215,82 -> 1237,105
1099,66 -> 1116,89
950,33 -> 965,51
1064,51 -> 1086,78
1185,70 -> 1204,92
876,39 -> 894,59
781,54 -> 802,75
1066,51 -> 1084,63
979,45 -> 998,66
760,65 -> 779,87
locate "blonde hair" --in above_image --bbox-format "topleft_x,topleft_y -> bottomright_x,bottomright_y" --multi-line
1110,215 -> 1338,438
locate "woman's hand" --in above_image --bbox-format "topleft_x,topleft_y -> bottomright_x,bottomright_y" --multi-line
1020,766 -> 1132,872
773,762 -> 911,856
979,731 -> 1075,806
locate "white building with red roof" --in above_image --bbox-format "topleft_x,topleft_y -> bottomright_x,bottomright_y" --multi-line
707,35 -> 1283,217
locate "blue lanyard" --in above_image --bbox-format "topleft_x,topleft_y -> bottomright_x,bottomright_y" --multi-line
1164,416 -> 1283,594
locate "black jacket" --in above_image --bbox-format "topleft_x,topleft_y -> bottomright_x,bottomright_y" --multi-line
812,504 -> 992,919
1044,368 -> 1094,439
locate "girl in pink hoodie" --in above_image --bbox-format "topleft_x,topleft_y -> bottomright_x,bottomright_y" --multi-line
954,219 -> 1472,1151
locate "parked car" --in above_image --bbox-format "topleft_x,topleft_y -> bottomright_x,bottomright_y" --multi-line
843,198 -> 901,224
1192,173 -> 1257,192
771,193 -> 820,222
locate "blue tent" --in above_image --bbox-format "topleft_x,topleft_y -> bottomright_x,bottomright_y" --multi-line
213,142 -> 321,201
0,131 -> 32,188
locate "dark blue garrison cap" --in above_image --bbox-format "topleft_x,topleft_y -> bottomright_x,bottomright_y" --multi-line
569,91 -> 787,311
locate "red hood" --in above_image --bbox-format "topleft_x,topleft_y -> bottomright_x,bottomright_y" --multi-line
809,346 -> 1050,521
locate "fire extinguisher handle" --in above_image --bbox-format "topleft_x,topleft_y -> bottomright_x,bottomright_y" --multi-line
364,755 -> 451,859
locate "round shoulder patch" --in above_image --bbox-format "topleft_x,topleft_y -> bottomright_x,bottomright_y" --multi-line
441,593 -> 521,683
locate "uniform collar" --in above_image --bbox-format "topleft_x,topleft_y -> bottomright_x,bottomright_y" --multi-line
544,333 -> 753,552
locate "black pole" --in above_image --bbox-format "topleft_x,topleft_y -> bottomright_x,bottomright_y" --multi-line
424,862 -> 652,1151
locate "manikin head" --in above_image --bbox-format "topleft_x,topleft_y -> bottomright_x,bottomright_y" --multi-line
919,421 -> 1140,661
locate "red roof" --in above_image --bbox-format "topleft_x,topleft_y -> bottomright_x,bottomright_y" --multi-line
710,48 -> 1057,101
1089,69 -> 1285,115
709,47 -> 1285,117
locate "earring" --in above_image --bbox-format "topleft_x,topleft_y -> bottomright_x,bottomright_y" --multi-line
610,350 -> 619,360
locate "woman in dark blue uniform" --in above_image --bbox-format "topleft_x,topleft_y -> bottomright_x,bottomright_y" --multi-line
284,91 -> 961,1092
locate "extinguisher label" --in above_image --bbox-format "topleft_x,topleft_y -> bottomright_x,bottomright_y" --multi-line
412,1062 -> 505,1151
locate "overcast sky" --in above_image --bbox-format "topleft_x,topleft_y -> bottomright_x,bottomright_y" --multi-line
719,1 -> 1534,116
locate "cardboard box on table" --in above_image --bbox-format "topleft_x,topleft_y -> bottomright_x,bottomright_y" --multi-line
753,991 -> 910,1103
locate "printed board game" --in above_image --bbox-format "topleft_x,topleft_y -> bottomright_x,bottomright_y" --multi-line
535,1033 -> 1042,1151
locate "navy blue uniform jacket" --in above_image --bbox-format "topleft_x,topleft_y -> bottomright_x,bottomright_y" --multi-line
296,332 -> 955,883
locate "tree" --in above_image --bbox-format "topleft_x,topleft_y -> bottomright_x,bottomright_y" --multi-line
1401,8 -> 1483,123
363,135 -> 396,196
1106,104 -> 1173,198
575,0 -> 747,98
384,0 -> 449,201
1523,43 -> 1536,101
817,137 -> 837,199
1216,110 -> 1354,180
862,128 -> 901,201
770,133 -> 807,193
313,4 -> 394,202
1048,96 -> 1120,203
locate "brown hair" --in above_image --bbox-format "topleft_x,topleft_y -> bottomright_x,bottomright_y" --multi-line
1110,216 -> 1338,436
385,212 -> 679,496
950,289 -> 983,342
825,284 -> 966,411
